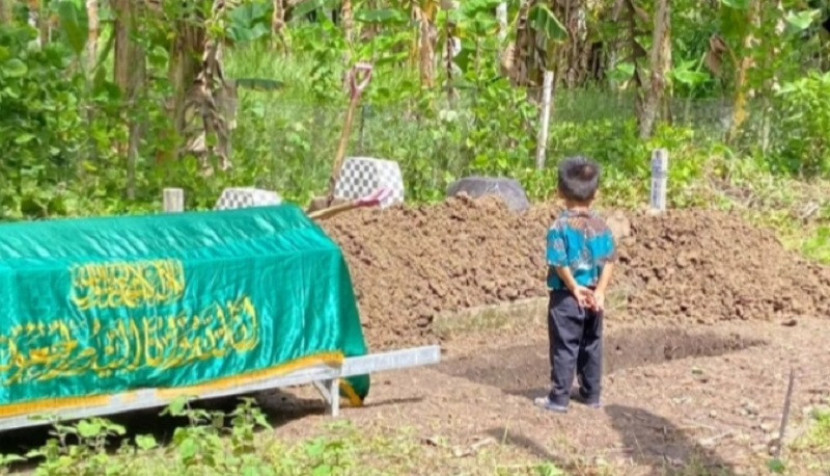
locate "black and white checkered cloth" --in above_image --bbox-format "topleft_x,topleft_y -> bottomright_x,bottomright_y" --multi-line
214,187 -> 282,211
333,157 -> 405,208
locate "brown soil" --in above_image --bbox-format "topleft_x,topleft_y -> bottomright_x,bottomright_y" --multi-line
322,197 -> 830,351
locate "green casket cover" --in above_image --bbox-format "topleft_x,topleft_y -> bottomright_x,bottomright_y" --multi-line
0,204 -> 370,417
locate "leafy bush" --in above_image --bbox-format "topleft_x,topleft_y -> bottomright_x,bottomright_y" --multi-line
771,72 -> 830,177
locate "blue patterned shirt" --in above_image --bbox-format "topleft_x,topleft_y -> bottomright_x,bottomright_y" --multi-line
546,209 -> 618,290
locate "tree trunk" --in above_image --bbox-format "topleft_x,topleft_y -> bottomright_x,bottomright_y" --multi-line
557,0 -> 591,88
86,0 -> 99,71
342,0 -> 354,51
622,0 -> 648,134
639,0 -> 671,139
496,3 -> 508,43
113,0 -> 130,92
415,5 -> 437,89
113,0 -> 146,200
444,1 -> 460,103
728,0 -> 760,143
37,1 -> 50,47
0,0 -> 11,24
272,0 -> 288,52
168,22 -> 205,140
511,0 -> 535,87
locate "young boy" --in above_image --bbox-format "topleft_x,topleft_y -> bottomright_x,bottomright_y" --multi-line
535,156 -> 617,413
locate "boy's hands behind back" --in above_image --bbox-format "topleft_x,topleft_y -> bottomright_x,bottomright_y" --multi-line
570,286 -> 605,312
571,285 -> 594,309
591,290 -> 605,312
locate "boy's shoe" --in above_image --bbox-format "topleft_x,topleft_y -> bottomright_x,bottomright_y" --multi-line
572,392 -> 602,409
533,396 -> 568,413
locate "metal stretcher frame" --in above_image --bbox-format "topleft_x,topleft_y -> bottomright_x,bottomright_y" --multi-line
0,345 -> 441,432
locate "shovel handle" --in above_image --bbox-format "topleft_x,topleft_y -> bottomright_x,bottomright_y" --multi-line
349,63 -> 373,99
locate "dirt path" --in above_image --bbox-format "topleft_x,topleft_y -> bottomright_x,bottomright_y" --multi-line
264,316 -> 829,475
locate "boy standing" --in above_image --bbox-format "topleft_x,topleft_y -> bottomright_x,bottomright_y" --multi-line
535,156 -> 617,413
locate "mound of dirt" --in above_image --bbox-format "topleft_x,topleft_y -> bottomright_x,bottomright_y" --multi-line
321,198 -> 830,350
619,209 -> 830,324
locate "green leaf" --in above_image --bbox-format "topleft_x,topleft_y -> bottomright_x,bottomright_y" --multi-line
163,396 -> 189,417
767,458 -> 786,473
312,465 -> 333,476
720,0 -> 750,9
785,10 -> 819,32
0,454 -> 25,465
2,59 -> 27,78
55,1 -> 88,56
608,62 -> 635,82
355,9 -> 408,25
529,4 -> 567,42
14,134 -> 35,145
178,438 -> 198,461
77,420 -> 102,438
305,439 -> 326,458
672,69 -> 709,87
135,435 -> 158,451
292,0 -> 336,20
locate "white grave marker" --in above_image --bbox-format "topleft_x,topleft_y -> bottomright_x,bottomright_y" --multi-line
333,157 -> 405,209
214,187 -> 282,211
650,149 -> 669,213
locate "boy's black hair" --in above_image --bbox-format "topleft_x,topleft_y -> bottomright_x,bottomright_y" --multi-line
557,156 -> 601,202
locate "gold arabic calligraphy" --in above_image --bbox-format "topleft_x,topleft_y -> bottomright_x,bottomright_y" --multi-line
0,296 -> 260,385
71,260 -> 186,310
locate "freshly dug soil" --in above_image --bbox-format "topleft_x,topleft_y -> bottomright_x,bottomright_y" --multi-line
321,196 -> 830,350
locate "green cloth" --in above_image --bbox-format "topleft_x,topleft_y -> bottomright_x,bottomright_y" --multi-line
0,205 -> 370,411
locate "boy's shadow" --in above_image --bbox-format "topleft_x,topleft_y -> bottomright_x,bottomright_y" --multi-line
605,404 -> 735,476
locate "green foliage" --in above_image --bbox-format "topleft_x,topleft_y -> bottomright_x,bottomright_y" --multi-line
0,23 -> 118,220
7,398 -> 278,476
803,225 -> 830,264
772,72 -> 830,176
783,407 -> 830,474
0,0 -> 829,226
534,461 -> 567,476
53,0 -> 89,57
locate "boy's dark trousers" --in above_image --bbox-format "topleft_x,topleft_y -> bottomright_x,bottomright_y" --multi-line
547,289 -> 603,406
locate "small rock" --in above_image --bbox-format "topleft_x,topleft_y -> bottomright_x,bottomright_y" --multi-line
709,410 -> 718,418
742,401 -> 760,416
760,422 -> 775,432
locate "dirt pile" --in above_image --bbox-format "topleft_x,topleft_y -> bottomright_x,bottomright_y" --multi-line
322,198 -> 830,350
619,209 -> 830,324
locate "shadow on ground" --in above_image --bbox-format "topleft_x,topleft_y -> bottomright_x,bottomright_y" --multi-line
436,327 -> 766,401
605,404 -> 735,476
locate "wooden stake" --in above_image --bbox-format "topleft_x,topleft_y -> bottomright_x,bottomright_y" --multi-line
774,367 -> 796,460
535,70 -> 554,170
